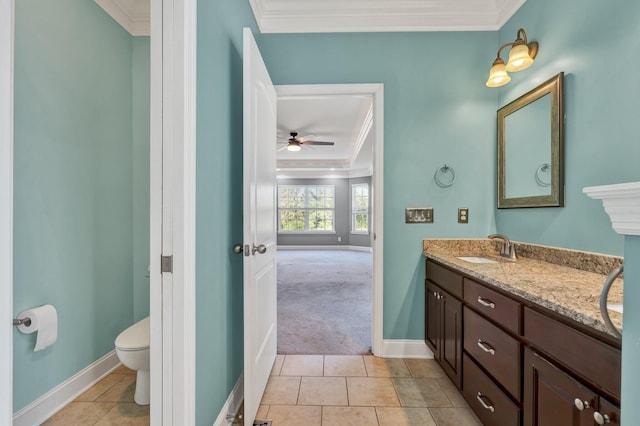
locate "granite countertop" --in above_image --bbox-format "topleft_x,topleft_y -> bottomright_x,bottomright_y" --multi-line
422,238 -> 624,338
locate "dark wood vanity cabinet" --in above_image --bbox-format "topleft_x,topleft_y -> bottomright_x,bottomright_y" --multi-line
424,259 -> 621,426
523,349 -> 620,426
425,263 -> 463,388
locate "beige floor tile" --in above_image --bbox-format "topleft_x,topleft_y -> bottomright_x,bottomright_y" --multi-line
298,377 -> 348,406
322,406 -> 378,426
272,355 -> 285,376
324,356 -> 367,377
96,373 -> 137,403
376,407 -> 436,426
363,356 -> 412,377
266,405 -> 322,426
392,377 -> 452,408
94,403 -> 150,425
260,376 -> 301,405
435,377 -> 468,407
112,365 -> 136,375
280,355 -> 324,376
346,377 -> 400,407
43,401 -> 115,426
76,374 -> 128,402
256,404 -> 270,419
404,359 -> 447,378
429,407 -> 483,426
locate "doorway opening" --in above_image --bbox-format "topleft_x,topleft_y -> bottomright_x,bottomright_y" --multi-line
273,84 -> 384,356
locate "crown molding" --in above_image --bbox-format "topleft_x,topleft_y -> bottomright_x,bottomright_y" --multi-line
249,0 -> 526,33
584,182 -> 640,236
95,0 -> 150,36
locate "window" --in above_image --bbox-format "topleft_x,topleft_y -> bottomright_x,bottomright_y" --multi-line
351,183 -> 369,233
278,185 -> 335,232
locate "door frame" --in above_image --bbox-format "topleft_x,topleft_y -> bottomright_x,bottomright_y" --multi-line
0,0 -> 14,423
274,83 -> 384,355
151,0 -> 197,423
1,0 -> 197,423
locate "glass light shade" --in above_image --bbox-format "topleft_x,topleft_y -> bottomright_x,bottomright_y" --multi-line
287,143 -> 301,152
506,43 -> 534,71
486,60 -> 511,87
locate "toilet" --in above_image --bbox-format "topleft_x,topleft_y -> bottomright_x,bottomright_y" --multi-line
115,316 -> 150,405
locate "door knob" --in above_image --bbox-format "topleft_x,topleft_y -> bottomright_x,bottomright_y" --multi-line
252,244 -> 267,255
233,244 -> 244,254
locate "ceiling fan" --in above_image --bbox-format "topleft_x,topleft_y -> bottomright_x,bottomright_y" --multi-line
278,132 -> 335,152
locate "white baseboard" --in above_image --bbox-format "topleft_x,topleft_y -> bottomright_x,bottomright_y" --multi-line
277,245 -> 372,253
13,350 -> 121,426
381,339 -> 434,359
213,373 -> 244,426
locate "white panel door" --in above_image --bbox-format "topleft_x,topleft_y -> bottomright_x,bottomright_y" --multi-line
242,28 -> 277,426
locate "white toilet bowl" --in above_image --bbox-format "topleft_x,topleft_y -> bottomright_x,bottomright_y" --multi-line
115,316 -> 150,405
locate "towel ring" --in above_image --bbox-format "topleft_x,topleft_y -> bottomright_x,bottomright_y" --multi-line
535,163 -> 551,187
434,165 -> 456,188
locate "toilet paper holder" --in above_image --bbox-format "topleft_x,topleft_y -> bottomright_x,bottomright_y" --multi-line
13,317 -> 32,327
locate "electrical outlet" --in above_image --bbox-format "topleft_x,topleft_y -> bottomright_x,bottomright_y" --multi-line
337,236 -> 342,242
458,208 -> 469,224
405,207 -> 434,224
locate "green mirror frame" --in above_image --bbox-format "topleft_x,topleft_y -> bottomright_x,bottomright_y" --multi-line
497,72 -> 564,208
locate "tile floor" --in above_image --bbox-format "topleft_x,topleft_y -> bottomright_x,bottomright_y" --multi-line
42,365 -> 150,425
255,355 -> 482,426
44,355 -> 481,426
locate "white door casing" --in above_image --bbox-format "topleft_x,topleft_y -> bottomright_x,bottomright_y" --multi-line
0,0 -> 14,423
242,28 -> 278,426
151,0 -> 197,424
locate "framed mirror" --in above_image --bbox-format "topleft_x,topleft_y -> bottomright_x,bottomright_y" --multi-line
498,72 -> 564,208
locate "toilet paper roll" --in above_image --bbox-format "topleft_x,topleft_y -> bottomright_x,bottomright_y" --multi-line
17,304 -> 58,352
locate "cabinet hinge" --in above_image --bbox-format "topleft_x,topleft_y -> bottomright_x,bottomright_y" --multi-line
161,255 -> 173,273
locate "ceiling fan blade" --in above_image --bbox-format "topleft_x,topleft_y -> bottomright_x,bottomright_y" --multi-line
302,141 -> 335,146
276,145 -> 288,152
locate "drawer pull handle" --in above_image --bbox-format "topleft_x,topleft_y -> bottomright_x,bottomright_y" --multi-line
574,398 -> 591,411
477,297 -> 496,309
594,411 -> 612,425
476,392 -> 495,413
477,339 -> 496,355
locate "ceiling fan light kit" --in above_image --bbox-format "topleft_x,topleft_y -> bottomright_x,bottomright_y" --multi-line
280,131 -> 335,152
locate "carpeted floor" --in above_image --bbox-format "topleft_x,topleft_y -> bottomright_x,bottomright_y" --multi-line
277,249 -> 373,355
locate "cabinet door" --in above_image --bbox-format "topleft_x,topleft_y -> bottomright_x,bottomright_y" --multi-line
440,287 -> 462,388
524,349 -> 597,426
425,281 -> 441,360
594,398 -> 620,426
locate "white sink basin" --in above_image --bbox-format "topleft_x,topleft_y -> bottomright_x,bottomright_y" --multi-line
607,303 -> 623,314
456,256 -> 499,264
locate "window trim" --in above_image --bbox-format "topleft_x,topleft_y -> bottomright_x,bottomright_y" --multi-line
351,182 -> 370,234
277,184 -> 336,233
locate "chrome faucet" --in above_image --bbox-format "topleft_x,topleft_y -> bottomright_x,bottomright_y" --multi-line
488,234 -> 517,260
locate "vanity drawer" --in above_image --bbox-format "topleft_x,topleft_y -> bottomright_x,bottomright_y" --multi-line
464,307 -> 522,400
523,307 -> 621,400
463,354 -> 521,426
464,278 -> 521,334
426,260 -> 463,299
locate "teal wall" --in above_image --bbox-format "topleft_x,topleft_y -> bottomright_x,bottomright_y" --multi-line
260,31 -> 498,339
132,37 -> 151,321
495,0 -> 640,256
622,236 -> 640,423
195,1 -> 258,424
13,0 -> 149,412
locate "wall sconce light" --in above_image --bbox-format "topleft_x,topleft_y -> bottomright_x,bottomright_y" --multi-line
486,28 -> 539,87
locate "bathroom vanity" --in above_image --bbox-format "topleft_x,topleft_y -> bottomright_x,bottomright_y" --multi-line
423,239 -> 623,426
